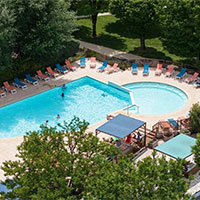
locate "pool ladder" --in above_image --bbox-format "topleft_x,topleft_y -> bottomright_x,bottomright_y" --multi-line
123,104 -> 139,115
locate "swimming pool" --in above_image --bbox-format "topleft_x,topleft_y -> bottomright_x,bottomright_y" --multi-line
0,77 -> 131,138
124,82 -> 188,115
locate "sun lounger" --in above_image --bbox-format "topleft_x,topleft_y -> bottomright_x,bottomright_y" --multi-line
24,74 -> 39,86
65,60 -> 76,71
131,63 -> 137,74
2,81 -> 17,94
143,64 -> 149,76
46,67 -> 59,78
165,65 -> 174,77
13,78 -> 28,90
168,118 -> 179,128
36,70 -> 50,81
176,68 -> 186,79
98,61 -> 108,72
0,90 -> 6,98
155,64 -> 163,76
185,72 -> 199,83
159,120 -> 171,130
90,57 -> 96,68
55,64 -> 68,74
194,81 -> 200,88
80,57 -> 86,68
178,116 -> 190,128
106,63 -> 119,74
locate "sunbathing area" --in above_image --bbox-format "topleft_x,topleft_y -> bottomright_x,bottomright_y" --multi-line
0,57 -> 200,195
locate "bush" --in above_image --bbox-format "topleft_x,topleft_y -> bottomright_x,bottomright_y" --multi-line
0,59 -> 41,85
40,40 -> 80,66
0,40 -> 80,85
189,103 -> 200,134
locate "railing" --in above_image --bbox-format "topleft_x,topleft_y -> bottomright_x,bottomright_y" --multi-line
108,81 -> 135,104
122,104 -> 139,115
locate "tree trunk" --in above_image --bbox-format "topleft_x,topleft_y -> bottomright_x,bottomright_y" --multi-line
140,33 -> 146,50
91,13 -> 98,37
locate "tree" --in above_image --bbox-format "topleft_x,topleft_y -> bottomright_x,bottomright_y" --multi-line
192,133 -> 200,166
70,0 -> 109,37
158,0 -> 200,60
109,0 -> 158,50
0,117 -> 190,199
0,0 -> 78,64
0,117 -> 119,199
0,4 -> 16,70
189,103 -> 200,133
83,153 -> 190,200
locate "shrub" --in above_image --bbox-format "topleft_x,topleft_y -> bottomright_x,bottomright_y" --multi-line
189,103 -> 200,134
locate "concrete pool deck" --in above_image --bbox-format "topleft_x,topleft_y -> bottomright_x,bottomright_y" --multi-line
0,60 -> 199,193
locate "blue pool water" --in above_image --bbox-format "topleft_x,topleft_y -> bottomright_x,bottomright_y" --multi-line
0,77 -> 131,138
124,82 -> 188,115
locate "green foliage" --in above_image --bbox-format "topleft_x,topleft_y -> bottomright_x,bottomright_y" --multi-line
83,153 -> 190,200
109,0 -> 158,50
0,3 -> 16,69
0,117 -> 190,199
189,103 -> 200,133
0,117 -> 119,199
159,0 -> 200,60
192,133 -> 200,166
0,0 -> 79,81
70,0 -> 109,16
0,59 -> 41,85
71,0 -> 109,36
74,15 -> 183,61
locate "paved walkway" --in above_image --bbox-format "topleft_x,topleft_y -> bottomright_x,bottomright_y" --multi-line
79,41 -> 143,60
76,12 -> 111,19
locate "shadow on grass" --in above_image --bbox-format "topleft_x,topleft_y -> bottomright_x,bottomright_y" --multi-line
130,47 -> 172,60
74,25 -> 92,40
105,20 -> 161,39
74,26 -> 127,50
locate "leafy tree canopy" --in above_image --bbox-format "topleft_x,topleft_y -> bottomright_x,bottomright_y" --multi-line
0,3 -> 16,69
189,103 -> 200,133
0,0 -> 78,66
84,153 -> 190,200
0,117 -> 190,199
109,0 -> 158,50
159,0 -> 200,59
70,0 -> 109,37
0,117 -> 119,199
70,0 -> 109,16
192,133 -> 200,166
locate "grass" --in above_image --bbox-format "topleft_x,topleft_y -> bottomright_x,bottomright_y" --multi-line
74,15 -> 184,63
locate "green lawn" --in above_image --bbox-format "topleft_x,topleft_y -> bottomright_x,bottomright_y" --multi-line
74,15 -> 183,62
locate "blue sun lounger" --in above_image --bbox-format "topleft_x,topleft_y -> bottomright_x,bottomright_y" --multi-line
56,64 -> 68,74
168,118 -> 179,128
13,78 -> 27,90
24,74 -> 39,86
143,64 -> 149,76
132,63 -> 137,74
194,81 -> 200,88
98,61 -> 108,72
176,68 -> 186,79
80,57 -> 86,68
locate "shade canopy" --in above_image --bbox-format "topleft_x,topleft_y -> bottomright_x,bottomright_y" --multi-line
96,114 -> 146,139
155,134 -> 196,159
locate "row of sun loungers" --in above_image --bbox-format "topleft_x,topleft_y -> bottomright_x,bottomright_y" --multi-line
131,62 -> 200,86
0,60 -> 78,97
132,63 -> 150,76
159,116 -> 189,131
80,57 -> 119,74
